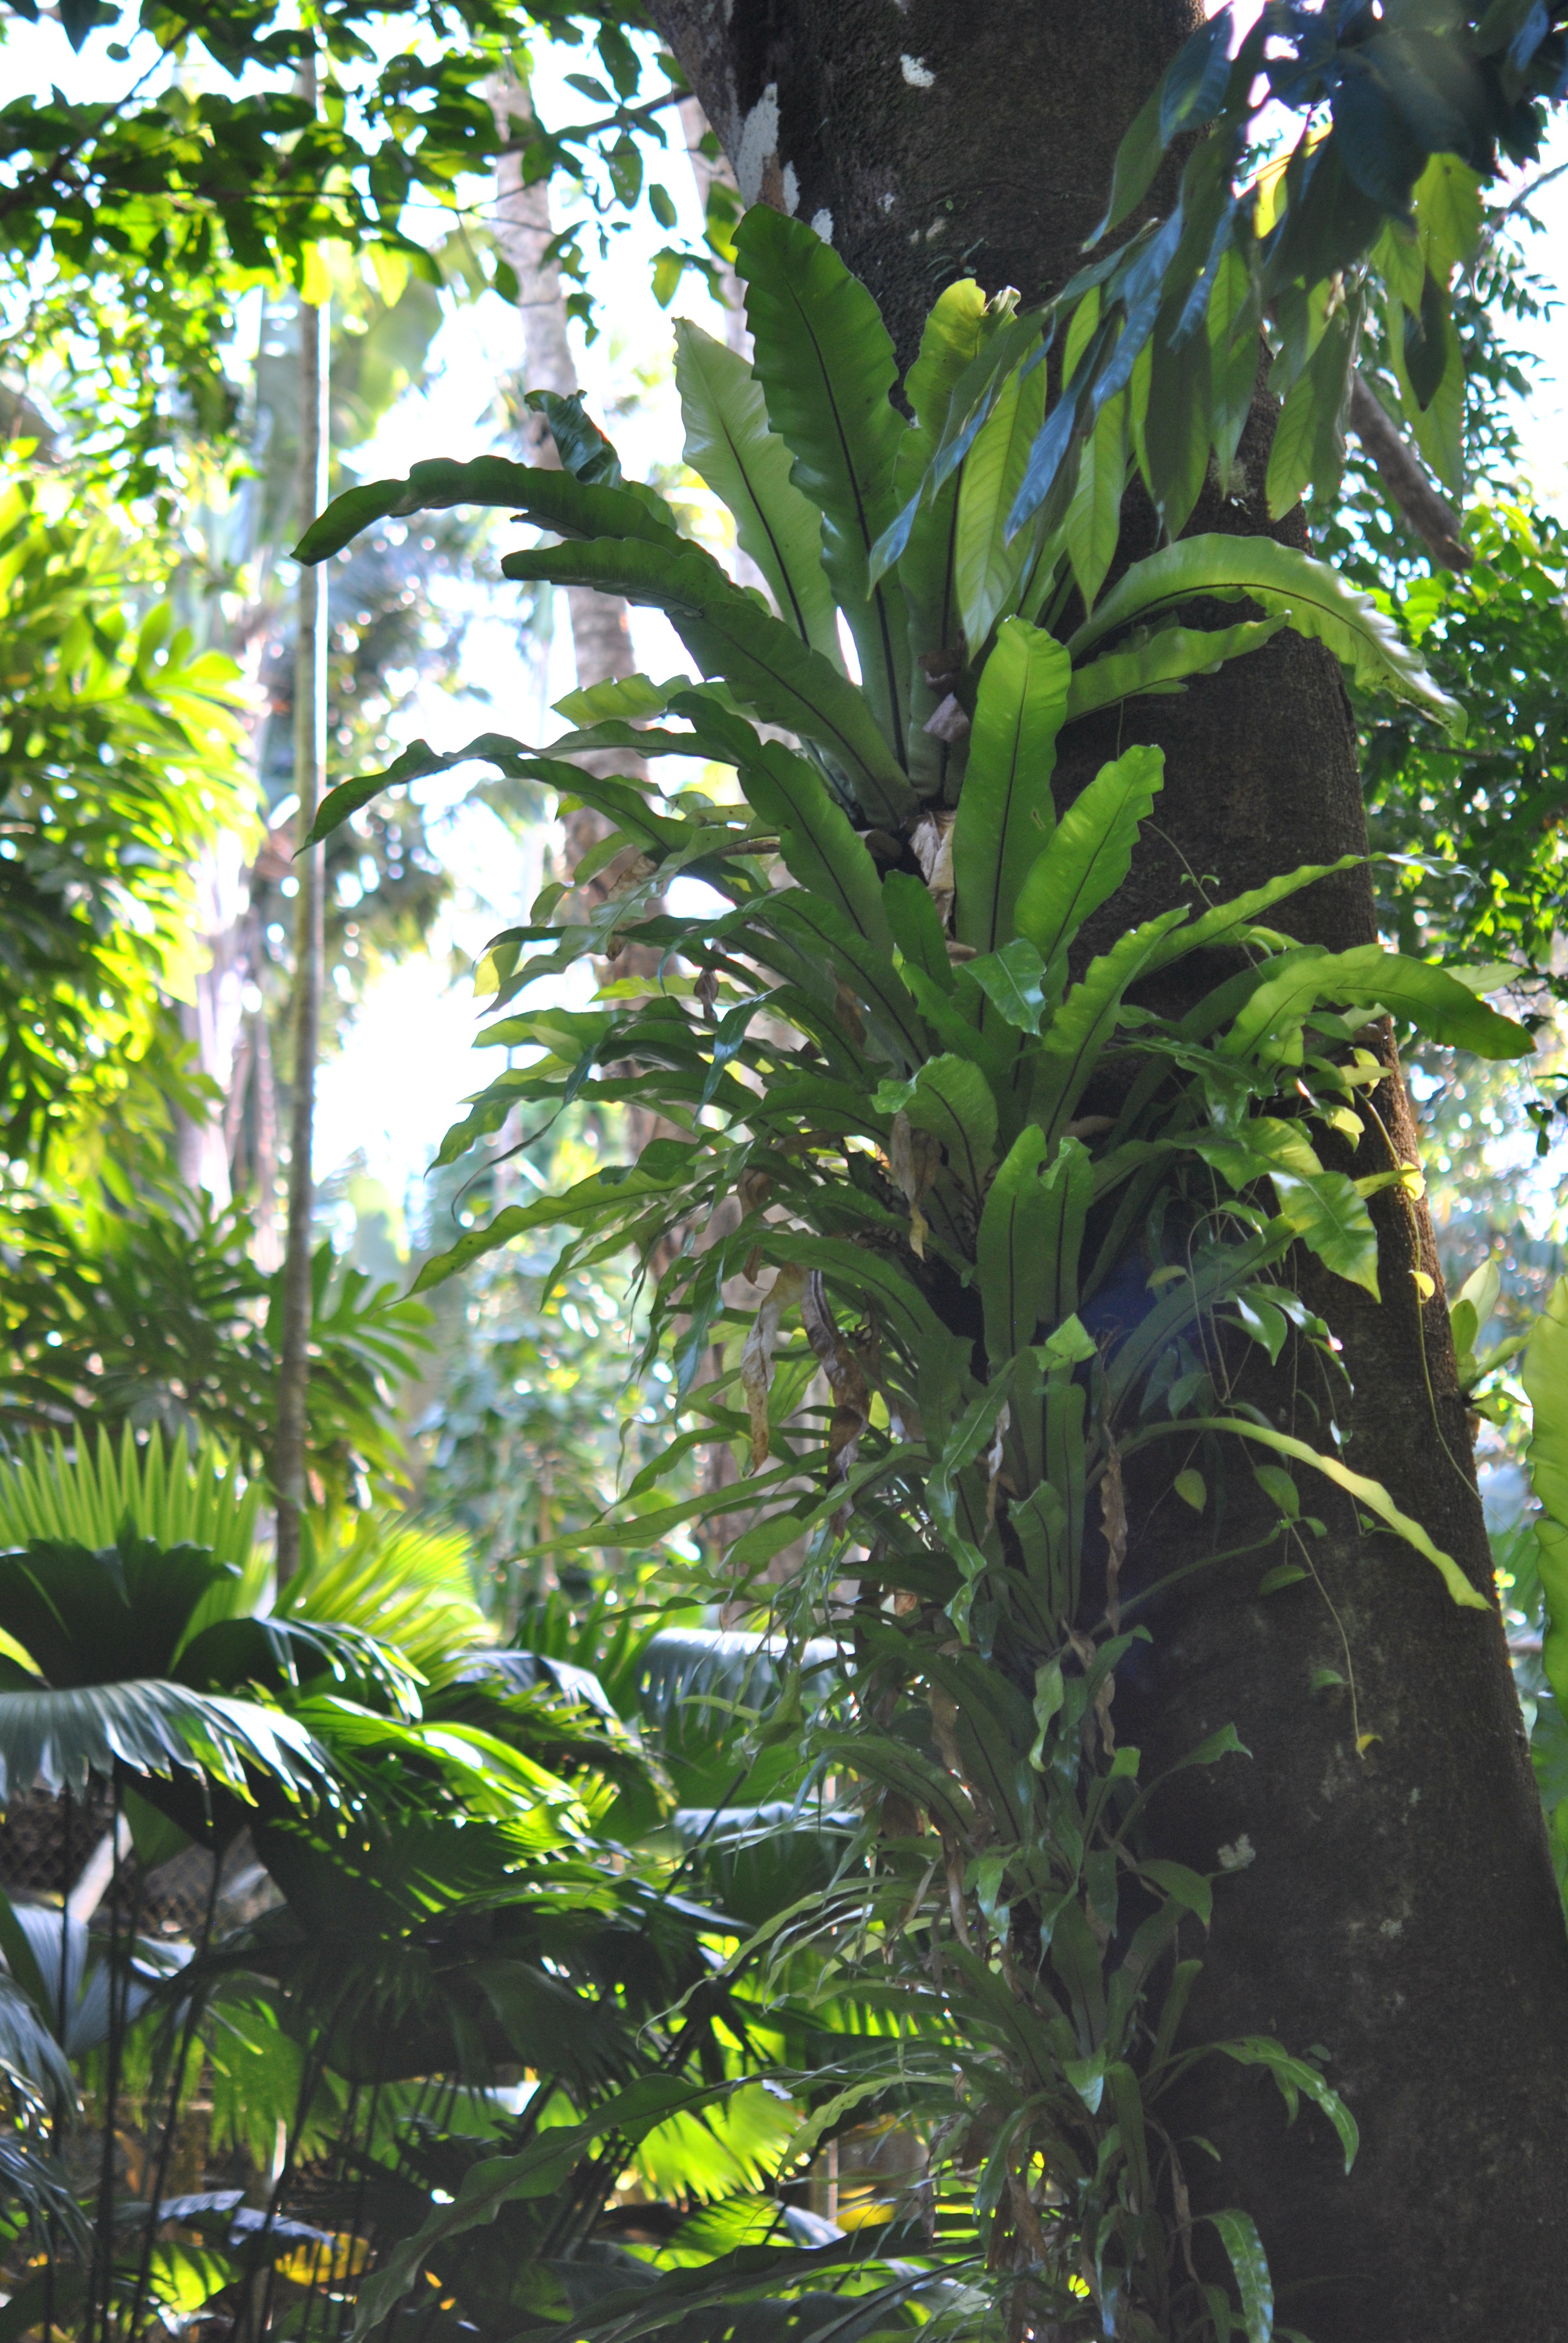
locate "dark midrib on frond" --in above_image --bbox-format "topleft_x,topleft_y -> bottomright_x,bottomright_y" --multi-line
715,408 -> 812,646
787,293 -> 908,772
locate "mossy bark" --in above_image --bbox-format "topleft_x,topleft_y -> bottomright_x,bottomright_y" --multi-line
648,3 -> 1568,2333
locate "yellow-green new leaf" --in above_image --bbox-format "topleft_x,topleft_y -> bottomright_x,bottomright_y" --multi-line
955,355 -> 1048,649
1184,1418 -> 1488,1610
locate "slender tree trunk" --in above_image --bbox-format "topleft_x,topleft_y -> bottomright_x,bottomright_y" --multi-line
647,5 -> 1568,2335
273,258 -> 328,1585
490,76 -> 641,717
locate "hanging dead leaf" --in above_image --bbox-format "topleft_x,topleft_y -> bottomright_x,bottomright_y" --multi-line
1100,1443 -> 1127,1633
739,1262 -> 806,1469
737,1165 -> 774,1215
801,1270 -> 871,1483
911,811 -> 956,930
834,978 -> 866,1047
923,692 -> 972,744
889,1110 -> 942,1259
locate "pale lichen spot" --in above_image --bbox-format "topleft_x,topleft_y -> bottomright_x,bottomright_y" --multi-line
1218,1834 -> 1256,1872
809,208 -> 834,243
878,190 -> 895,214
781,162 -> 800,215
736,83 -> 782,208
900,53 -> 936,88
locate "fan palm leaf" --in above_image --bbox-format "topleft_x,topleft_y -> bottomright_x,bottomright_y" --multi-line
0,1678 -> 332,1804
278,1514 -> 488,1683
0,1425 -> 261,1587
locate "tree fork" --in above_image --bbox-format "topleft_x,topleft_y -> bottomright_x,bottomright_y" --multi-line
647,2 -> 1568,2332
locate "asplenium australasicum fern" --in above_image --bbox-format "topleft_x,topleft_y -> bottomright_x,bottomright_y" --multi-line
301,207 -> 1526,2342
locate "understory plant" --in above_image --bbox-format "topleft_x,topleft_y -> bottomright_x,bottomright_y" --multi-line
297,208 -> 1528,2339
0,1430 -> 796,2343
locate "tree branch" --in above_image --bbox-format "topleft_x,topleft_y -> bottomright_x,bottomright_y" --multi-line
1348,372 -> 1472,572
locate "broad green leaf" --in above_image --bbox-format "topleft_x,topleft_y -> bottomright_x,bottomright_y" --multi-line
295,453 -> 683,566
736,206 -> 912,767
1065,388 -> 1128,614
673,318 -> 841,663
309,735 -> 684,849
1067,532 -> 1459,724
1221,944 -> 1532,1064
966,937 -> 1048,1034
906,280 -> 996,439
897,280 -> 1002,787
1066,619 -> 1281,724
1189,1113 -> 1325,1185
1396,284 -> 1465,495
1030,909 -> 1187,1144
1270,1168 -> 1381,1296
1013,744 -> 1165,969
1143,856 -> 1364,971
1191,1119 -> 1378,1302
955,356 -> 1048,649
870,307 -> 1048,583
976,1125 -> 1050,1367
1212,2038 -> 1360,2174
953,619 -> 1069,957
1209,2208 -> 1274,2343
1183,1418 -> 1487,1610
1523,1277 -> 1568,1711
352,2075 -> 724,2336
765,891 -> 930,1070
1266,333 -> 1325,522
1412,150 -> 1483,281
1145,305 -> 1213,540
975,1133 -> 1099,1375
1142,1858 -> 1212,1928
760,1233 -> 953,1352
1209,244 -> 1259,492
552,671 -> 679,726
877,1054 -> 998,1198
411,1164 -> 682,1293
498,537 -> 915,827
739,739 -> 892,953
883,869 -> 955,994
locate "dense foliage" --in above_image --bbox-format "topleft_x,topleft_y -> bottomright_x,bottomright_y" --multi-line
0,465 -> 250,1162
284,208 -> 1539,2337
5,8 -> 1568,2343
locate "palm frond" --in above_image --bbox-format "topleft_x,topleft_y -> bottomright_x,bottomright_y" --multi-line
0,2136 -> 93,2252
0,1424 -> 260,1586
278,1513 -> 488,1682
0,1679 -> 333,1806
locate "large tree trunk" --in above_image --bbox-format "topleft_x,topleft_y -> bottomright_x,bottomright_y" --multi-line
647,5 -> 1568,2335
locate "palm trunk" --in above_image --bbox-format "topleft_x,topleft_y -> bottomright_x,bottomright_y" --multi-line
273,220 -> 329,1587
647,4 -> 1568,2334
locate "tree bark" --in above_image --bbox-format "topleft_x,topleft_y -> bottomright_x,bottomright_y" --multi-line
646,4 -> 1568,2335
